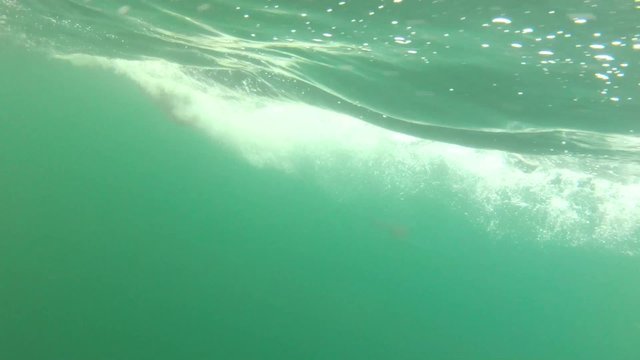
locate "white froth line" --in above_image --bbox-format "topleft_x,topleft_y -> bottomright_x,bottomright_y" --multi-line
57,53 -> 640,251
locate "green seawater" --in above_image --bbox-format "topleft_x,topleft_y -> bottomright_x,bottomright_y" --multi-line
1,1 -> 640,359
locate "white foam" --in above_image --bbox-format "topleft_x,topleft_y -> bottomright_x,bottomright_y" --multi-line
58,54 -> 640,254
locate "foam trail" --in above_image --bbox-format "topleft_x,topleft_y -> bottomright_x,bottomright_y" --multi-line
58,54 -> 640,254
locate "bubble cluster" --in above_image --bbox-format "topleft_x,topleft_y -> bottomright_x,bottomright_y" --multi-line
2,0 -> 639,253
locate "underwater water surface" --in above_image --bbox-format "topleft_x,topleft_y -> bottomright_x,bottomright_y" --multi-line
1,1 -> 640,359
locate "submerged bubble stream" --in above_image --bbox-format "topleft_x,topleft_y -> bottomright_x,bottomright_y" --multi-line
2,0 -> 639,253
55,53 -> 640,253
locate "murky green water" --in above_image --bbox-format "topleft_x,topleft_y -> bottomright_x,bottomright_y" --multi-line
1,1 -> 640,359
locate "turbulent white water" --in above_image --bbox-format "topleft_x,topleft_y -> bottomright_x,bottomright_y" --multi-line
1,0 -> 637,253
58,53 -> 640,254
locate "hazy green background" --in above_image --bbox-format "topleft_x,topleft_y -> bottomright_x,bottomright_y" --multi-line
2,43 -> 640,360
2,0 -> 640,358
